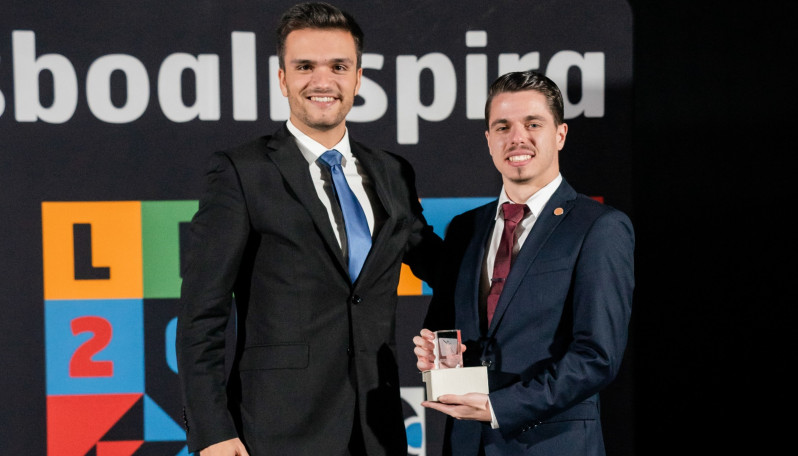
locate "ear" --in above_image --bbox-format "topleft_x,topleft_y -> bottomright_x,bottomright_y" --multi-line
354,67 -> 363,96
278,68 -> 288,97
557,123 -> 568,150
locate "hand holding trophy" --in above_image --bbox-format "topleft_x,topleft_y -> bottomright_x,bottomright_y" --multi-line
419,329 -> 488,401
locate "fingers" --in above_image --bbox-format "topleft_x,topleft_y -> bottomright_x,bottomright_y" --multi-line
422,394 -> 491,422
436,394 -> 462,405
414,345 -> 435,371
415,358 -> 434,372
412,335 -> 434,351
200,438 -> 246,456
237,442 -> 251,456
413,329 -> 436,371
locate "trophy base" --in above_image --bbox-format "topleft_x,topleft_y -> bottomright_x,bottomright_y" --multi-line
422,366 -> 489,401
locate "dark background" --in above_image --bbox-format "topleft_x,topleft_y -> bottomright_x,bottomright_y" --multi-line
629,1 -> 793,454
2,1 -> 635,455
1,1 -> 794,454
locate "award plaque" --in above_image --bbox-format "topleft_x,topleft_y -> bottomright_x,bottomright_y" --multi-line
422,329 -> 489,401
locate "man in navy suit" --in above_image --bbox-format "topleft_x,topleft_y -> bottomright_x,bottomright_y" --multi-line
414,70 -> 635,456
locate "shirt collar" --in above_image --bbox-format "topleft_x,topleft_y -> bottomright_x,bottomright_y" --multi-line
286,120 -> 352,165
494,174 -> 563,220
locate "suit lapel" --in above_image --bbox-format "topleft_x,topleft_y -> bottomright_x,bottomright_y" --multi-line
488,180 -> 578,334
265,126 -> 347,275
348,141 -> 394,282
351,142 -> 393,219
457,202 -> 498,336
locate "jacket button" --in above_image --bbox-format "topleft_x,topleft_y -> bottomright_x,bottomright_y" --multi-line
351,295 -> 362,305
481,360 -> 492,367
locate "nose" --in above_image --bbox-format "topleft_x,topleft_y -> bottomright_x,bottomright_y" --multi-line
509,126 -> 526,147
310,67 -> 333,89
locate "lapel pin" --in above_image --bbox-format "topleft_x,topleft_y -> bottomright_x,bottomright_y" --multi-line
554,207 -> 564,216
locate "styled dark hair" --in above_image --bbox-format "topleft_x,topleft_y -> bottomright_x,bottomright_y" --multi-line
276,2 -> 364,69
484,70 -> 565,128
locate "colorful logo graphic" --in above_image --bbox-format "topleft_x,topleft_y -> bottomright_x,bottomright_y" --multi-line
43,201 -> 196,456
41,198 -> 492,455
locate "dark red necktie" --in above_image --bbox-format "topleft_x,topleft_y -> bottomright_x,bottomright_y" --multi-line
486,202 -> 529,326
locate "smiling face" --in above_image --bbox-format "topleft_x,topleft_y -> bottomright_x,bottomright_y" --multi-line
485,89 -> 568,201
278,28 -> 362,147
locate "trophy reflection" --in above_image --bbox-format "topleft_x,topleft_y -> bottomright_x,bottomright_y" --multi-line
433,329 -> 462,369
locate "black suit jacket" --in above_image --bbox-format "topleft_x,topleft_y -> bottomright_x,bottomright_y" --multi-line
176,125 -> 441,455
425,179 -> 635,456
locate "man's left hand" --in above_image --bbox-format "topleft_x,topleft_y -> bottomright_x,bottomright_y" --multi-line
422,392 -> 491,422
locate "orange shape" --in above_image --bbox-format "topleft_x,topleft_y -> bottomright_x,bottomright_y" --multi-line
397,263 -> 422,296
42,201 -> 143,300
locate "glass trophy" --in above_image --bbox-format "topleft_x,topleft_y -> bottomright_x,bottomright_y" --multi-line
422,328 -> 489,400
433,329 -> 463,369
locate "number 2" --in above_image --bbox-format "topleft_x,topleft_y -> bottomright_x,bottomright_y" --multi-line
69,316 -> 114,377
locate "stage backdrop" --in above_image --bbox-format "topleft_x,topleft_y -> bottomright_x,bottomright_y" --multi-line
0,1 -> 633,455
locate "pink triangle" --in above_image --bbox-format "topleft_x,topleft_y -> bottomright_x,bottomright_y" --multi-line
47,394 -> 142,456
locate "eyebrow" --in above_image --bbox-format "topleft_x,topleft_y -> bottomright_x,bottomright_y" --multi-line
289,57 -> 355,66
489,114 -> 546,129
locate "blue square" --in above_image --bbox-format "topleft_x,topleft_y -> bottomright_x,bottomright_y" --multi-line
45,299 -> 144,395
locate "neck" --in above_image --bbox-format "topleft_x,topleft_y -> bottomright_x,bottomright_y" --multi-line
291,118 -> 347,149
504,185 -> 539,204
503,173 -> 558,203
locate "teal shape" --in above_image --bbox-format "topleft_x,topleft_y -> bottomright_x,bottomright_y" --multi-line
144,395 -> 186,441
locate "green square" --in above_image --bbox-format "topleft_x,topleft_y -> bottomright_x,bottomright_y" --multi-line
141,200 -> 198,298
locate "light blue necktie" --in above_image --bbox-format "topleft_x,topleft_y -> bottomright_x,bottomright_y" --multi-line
318,149 -> 372,282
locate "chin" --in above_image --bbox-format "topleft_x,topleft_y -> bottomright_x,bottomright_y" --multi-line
507,174 -> 535,185
307,120 -> 342,131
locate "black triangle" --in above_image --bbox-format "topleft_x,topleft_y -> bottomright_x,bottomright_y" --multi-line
100,396 -> 144,441
133,441 -> 188,455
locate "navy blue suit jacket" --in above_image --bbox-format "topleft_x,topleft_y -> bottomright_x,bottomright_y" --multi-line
424,179 -> 635,456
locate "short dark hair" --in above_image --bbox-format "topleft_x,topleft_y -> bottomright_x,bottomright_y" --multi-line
484,70 -> 564,128
276,2 -> 364,69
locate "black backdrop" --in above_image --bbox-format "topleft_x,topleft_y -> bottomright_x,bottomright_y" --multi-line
2,1 -> 794,455
1,1 -> 634,454
629,1 -> 794,454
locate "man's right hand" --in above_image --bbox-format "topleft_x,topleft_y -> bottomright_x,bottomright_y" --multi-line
413,328 -> 437,372
414,328 -> 468,372
199,438 -> 249,456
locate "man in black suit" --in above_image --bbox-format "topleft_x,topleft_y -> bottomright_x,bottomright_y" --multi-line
176,3 -> 442,455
